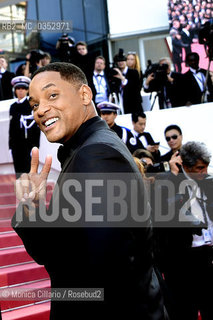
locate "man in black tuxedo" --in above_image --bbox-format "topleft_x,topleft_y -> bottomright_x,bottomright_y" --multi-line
154,141 -> 213,320
180,23 -> 193,56
12,62 -> 164,320
182,52 -> 213,105
88,56 -> 111,108
112,49 -> 143,114
131,112 -> 161,162
0,56 -> 15,100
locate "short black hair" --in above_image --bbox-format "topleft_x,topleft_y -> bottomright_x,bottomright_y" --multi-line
164,124 -> 182,136
185,52 -> 199,63
132,112 -> 146,123
32,62 -> 88,88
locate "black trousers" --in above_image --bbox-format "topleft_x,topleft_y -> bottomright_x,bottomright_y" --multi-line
164,245 -> 213,320
11,146 -> 32,178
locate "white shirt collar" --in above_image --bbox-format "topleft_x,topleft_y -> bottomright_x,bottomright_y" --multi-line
0,67 -> 6,74
94,71 -> 104,76
190,67 -> 199,74
17,96 -> 28,104
122,66 -> 128,75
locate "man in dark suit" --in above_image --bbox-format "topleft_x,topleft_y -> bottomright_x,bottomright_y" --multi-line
112,49 -> 143,114
154,141 -> 213,320
9,76 -> 40,178
0,56 -> 15,100
131,112 -> 161,162
88,56 -> 111,108
180,23 -> 193,56
182,52 -> 213,105
12,62 -> 164,319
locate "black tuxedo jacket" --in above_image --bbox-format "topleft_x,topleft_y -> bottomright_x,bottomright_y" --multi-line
12,117 -> 164,319
182,69 -> 213,105
122,68 -> 142,114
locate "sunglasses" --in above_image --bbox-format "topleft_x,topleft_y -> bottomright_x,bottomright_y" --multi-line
165,134 -> 179,142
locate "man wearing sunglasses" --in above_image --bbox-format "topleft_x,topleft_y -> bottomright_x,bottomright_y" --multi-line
160,124 -> 183,162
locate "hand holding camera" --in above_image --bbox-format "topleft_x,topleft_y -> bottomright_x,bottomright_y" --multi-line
112,68 -> 125,82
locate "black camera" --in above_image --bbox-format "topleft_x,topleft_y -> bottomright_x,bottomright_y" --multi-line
145,62 -> 168,82
146,161 -> 170,173
56,33 -> 75,63
57,33 -> 75,48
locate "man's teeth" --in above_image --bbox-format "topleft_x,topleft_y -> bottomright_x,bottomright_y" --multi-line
44,118 -> 59,127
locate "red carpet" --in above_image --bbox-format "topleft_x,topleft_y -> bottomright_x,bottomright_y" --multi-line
181,42 -> 213,74
0,174 -> 51,320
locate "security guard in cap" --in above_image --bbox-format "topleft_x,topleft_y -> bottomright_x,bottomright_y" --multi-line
9,76 -> 40,178
97,101 -> 143,154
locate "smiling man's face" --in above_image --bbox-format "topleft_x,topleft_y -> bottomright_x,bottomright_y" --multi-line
29,71 -> 89,143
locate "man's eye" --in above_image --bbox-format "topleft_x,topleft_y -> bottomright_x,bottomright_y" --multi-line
50,93 -> 57,98
31,103 -> 39,110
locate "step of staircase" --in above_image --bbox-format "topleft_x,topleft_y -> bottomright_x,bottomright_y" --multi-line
0,279 -> 51,311
0,219 -> 13,232
0,246 -> 33,267
0,175 -> 16,184
0,184 -> 15,194
0,262 -> 49,287
2,301 -> 50,320
0,206 -> 16,220
0,232 -> 23,249
0,194 -> 17,206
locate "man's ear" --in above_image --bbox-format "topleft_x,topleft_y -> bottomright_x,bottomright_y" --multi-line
80,84 -> 93,105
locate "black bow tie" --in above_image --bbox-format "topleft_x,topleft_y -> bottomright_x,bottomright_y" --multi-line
95,74 -> 104,77
196,69 -> 201,73
138,133 -> 145,137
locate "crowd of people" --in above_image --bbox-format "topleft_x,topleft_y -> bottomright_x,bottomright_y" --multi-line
0,27 -> 213,320
8,60 -> 213,320
168,0 -> 212,37
168,0 -> 212,72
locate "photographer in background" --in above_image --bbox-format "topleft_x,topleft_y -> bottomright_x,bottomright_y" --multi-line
140,124 -> 183,175
112,49 -> 143,114
144,57 -> 184,109
24,50 -> 45,78
56,33 -> 75,63
154,141 -> 213,320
